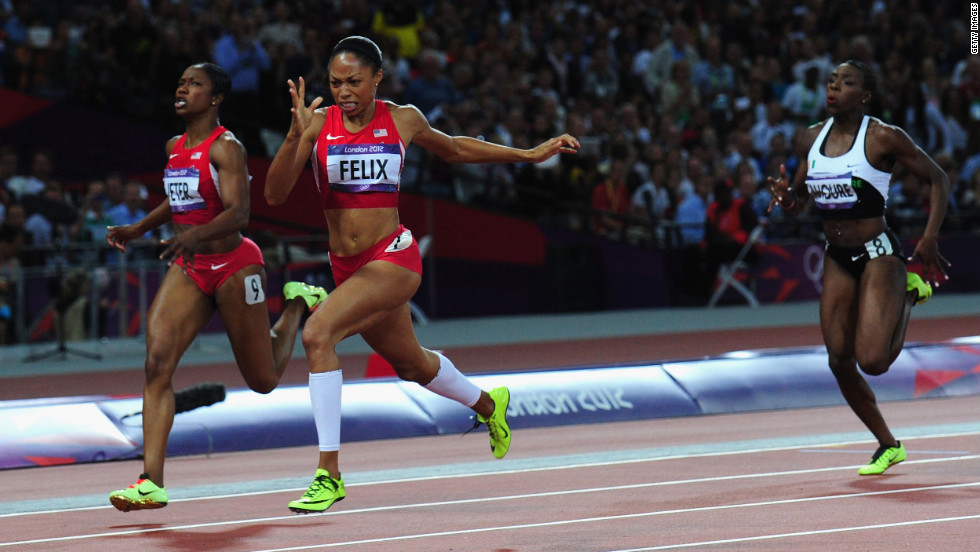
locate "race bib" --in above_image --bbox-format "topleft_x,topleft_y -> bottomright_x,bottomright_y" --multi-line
806,172 -> 857,210
863,232 -> 895,260
326,143 -> 401,193
164,167 -> 206,213
244,274 -> 265,305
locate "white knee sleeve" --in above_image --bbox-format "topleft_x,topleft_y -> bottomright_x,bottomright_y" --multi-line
309,370 -> 342,452
423,351 -> 482,408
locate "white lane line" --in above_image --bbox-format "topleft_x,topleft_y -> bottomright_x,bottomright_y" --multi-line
608,515 -> 980,551
247,483 -> 980,551
1,429 -> 976,518
1,460 -> 977,548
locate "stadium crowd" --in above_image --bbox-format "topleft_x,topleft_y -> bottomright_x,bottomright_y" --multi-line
1,0 -> 979,339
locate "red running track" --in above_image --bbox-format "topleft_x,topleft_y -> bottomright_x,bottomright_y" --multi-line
0,396 -> 977,551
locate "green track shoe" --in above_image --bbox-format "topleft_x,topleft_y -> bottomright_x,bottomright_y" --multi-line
284,281 -> 328,311
858,441 -> 906,475
288,469 -> 345,513
109,474 -> 169,512
906,273 -> 932,305
477,386 -> 512,459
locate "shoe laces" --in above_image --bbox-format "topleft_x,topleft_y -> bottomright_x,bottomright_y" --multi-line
869,442 -> 898,462
466,414 -> 501,442
303,474 -> 337,498
463,417 -> 483,436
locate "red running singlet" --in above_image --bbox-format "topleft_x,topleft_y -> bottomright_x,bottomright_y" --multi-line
165,126 -> 228,226
312,100 -> 405,210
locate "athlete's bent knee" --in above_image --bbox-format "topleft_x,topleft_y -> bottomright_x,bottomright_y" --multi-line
301,324 -> 333,357
856,354 -> 890,376
392,362 -> 428,384
245,375 -> 277,394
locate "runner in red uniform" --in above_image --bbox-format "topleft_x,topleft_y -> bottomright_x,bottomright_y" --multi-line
266,36 -> 579,513
106,63 -> 328,511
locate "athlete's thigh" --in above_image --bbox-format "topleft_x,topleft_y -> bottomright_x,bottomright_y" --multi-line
306,260 -> 421,342
854,256 -> 906,352
145,264 -> 215,369
819,255 -> 858,360
214,265 -> 275,374
360,302 -> 427,367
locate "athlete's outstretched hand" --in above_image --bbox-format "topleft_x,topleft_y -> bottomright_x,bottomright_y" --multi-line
908,235 -> 950,287
106,225 -> 141,253
526,134 -> 580,164
286,76 -> 323,139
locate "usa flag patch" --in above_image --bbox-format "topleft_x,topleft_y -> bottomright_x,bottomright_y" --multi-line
191,152 -> 203,159
374,129 -> 387,137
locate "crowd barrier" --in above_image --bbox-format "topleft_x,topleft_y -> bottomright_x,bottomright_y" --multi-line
2,337 -> 977,470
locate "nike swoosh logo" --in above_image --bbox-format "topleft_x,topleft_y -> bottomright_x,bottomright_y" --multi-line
325,134 -> 343,140
211,262 -> 229,270
138,488 -> 155,496
169,154 -> 179,158
851,254 -> 864,261
846,163 -> 861,168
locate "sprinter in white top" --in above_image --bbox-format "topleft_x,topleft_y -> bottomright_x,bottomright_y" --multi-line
767,60 -> 950,476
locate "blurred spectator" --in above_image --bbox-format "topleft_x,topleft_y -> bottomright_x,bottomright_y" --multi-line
750,102 -> 796,158
106,180 -> 152,261
641,21 -> 699,100
582,45 -> 620,103
371,2 -> 424,61
404,49 -> 456,118
22,178 -> 73,254
732,161 -> 768,222
781,64 -> 825,125
659,58 -> 699,126
675,165 -> 712,247
631,25 -> 663,95
70,178 -> 113,262
6,147 -> 53,200
939,86 -> 969,159
958,167 -> 980,216
0,222 -> 24,343
703,178 -> 761,290
258,1 -> 302,55
103,171 -> 125,209
887,168 -> 929,237
674,174 -> 713,305
590,157 -> 631,238
692,36 -> 735,137
724,130 -> 763,184
0,145 -> 18,222
630,159 -> 671,224
213,11 -> 271,151
106,181 -> 147,229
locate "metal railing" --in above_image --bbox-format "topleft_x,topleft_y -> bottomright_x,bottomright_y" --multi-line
3,202 -> 977,347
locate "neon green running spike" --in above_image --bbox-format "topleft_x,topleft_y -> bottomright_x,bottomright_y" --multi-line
858,441 -> 906,475
109,474 -> 169,511
288,469 -> 345,513
906,273 -> 932,305
477,387 -> 512,459
284,281 -> 328,311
